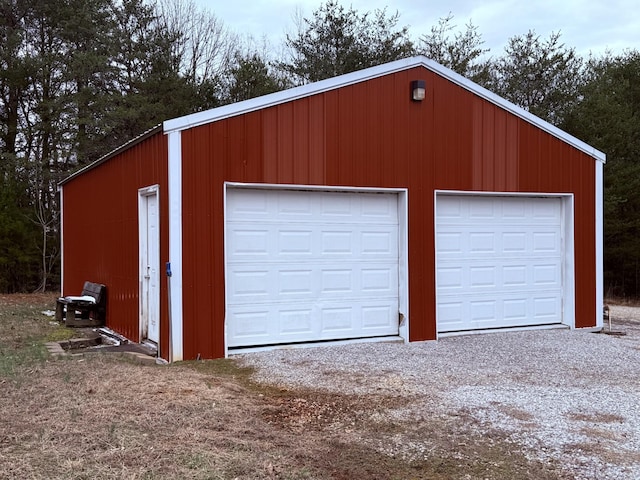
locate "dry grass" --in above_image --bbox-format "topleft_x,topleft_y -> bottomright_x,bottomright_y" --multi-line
0,294 -> 572,479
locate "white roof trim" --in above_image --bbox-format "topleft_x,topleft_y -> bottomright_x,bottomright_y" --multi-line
163,56 -> 605,163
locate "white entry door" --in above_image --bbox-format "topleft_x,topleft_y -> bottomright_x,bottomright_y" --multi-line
226,188 -> 400,348
139,186 -> 160,344
436,195 -> 565,333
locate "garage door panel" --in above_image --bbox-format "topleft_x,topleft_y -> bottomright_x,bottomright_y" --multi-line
502,231 -> 526,249
248,190 -> 399,225
437,195 -> 564,333
278,229 -> 314,255
228,269 -> 271,302
321,268 -> 352,293
438,228 -> 561,257
470,266 -> 496,288
362,267 -> 396,293
438,261 -> 561,293
279,269 -> 314,296
439,292 -> 563,331
227,300 -> 398,347
226,189 -> 269,217
532,231 -> 561,252
436,232 -> 463,253
362,304 -> 396,329
438,197 -> 561,224
227,228 -> 271,258
227,189 -> 399,348
228,262 -> 397,306
504,265 -> 527,286
321,230 -> 353,254
280,308 -> 314,335
230,309 -> 272,342
533,264 -> 561,285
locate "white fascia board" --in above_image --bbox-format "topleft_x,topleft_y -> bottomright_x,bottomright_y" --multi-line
162,56 -> 605,164
163,57 -> 421,134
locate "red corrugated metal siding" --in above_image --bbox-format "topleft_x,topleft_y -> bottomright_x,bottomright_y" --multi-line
180,65 -> 598,359
62,132 -> 169,355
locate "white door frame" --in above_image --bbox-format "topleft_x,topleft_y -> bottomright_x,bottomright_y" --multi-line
139,185 -> 161,344
434,190 -> 575,337
223,182 -> 409,356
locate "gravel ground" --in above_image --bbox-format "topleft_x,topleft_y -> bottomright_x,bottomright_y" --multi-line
238,305 -> 640,479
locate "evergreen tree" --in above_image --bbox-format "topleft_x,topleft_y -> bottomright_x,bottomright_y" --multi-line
486,31 -> 583,125
224,50 -> 289,103
563,51 -> 640,297
279,0 -> 414,84
418,14 -> 490,83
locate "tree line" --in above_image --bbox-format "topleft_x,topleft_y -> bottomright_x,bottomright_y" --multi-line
1,0 -> 639,297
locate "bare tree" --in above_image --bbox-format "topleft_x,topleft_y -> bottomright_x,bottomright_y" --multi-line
157,0 -> 235,84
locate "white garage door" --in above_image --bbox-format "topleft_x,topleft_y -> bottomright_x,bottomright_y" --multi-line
436,195 -> 564,333
226,189 -> 399,348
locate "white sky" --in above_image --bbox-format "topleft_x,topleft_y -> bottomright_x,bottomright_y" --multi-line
197,0 -> 640,58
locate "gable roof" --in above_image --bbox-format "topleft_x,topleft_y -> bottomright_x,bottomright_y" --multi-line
164,55 -> 605,163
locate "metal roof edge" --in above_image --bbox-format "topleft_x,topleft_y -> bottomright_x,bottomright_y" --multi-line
162,57 -> 424,133
58,124 -> 163,186
418,57 -> 607,164
163,55 -> 605,164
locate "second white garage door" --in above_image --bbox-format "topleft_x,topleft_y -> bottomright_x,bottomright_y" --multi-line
436,195 -> 565,333
226,188 -> 400,348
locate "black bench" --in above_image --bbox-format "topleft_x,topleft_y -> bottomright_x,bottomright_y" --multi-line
55,282 -> 107,327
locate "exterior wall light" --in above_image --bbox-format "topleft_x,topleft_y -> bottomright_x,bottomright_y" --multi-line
411,80 -> 426,101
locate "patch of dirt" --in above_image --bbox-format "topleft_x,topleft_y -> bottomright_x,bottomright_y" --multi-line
567,412 -> 625,424
0,294 -> 588,479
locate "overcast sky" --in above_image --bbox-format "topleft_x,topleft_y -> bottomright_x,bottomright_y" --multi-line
197,0 -> 640,58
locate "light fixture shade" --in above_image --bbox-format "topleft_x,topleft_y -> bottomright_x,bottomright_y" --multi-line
411,80 -> 426,101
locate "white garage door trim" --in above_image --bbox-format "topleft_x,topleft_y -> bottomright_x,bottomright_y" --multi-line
435,191 -> 575,336
224,183 -> 409,355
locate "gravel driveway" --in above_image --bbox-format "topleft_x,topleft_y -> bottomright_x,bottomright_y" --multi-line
238,305 -> 640,479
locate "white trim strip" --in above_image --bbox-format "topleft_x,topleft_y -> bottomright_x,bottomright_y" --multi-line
168,132 -> 183,362
59,186 -> 64,296
163,56 -> 605,164
435,189 -> 575,198
595,161 -> 604,328
224,181 -> 407,193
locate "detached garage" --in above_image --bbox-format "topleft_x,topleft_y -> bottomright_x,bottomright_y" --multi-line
59,56 -> 605,362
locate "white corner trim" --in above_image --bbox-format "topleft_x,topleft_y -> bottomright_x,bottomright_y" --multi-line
59,185 -> 64,296
168,131 -> 183,362
595,161 -> 604,328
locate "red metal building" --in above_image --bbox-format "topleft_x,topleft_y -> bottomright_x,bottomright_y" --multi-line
60,56 -> 605,361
